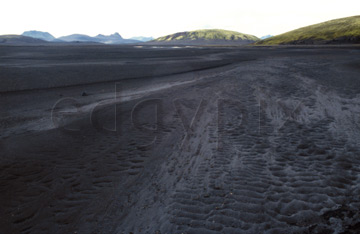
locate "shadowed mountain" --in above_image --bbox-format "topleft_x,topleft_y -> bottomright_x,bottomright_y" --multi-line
151,29 -> 259,45
22,31 -> 56,41
257,15 -> 360,45
0,35 -> 47,44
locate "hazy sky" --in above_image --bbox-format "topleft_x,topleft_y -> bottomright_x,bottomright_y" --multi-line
1,0 -> 359,38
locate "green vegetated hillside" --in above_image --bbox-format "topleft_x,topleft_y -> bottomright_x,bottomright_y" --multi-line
153,29 -> 259,44
257,15 -> 360,45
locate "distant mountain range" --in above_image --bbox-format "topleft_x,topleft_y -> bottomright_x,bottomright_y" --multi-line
19,31 -> 151,44
130,36 -> 154,42
57,34 -> 98,43
260,35 -> 273,40
58,33 -> 140,44
256,15 -> 360,45
95,33 -> 125,43
151,29 -> 259,45
2,16 -> 360,46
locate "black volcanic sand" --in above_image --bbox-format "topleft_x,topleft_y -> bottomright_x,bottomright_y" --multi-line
1,45 -> 360,233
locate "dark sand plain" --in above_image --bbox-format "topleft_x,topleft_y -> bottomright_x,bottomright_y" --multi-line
1,44 -> 360,233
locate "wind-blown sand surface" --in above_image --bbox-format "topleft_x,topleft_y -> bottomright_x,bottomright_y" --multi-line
1,45 -> 360,233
